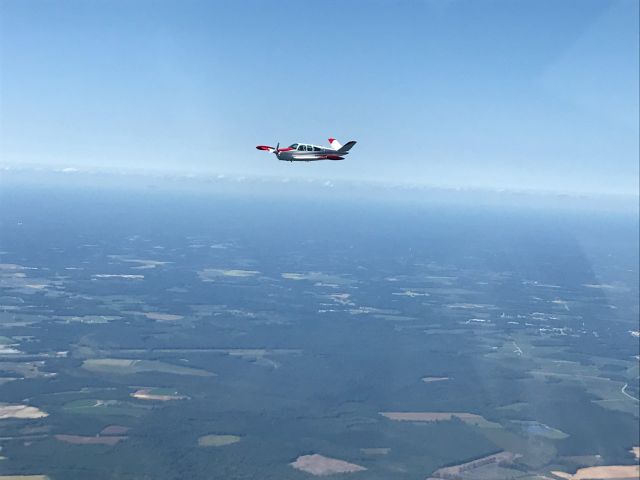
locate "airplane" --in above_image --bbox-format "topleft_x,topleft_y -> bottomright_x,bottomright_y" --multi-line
256,138 -> 357,162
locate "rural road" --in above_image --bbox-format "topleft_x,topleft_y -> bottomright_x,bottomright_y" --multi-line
621,383 -> 639,402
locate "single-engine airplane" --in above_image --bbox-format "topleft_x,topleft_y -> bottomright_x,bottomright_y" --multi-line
256,138 -> 356,162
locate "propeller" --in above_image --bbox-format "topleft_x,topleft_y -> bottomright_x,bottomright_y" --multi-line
256,142 -> 280,154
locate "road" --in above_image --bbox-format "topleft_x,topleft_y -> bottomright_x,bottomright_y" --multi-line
621,383 -> 639,402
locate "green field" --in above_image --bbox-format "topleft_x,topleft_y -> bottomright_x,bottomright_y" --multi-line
82,359 -> 214,377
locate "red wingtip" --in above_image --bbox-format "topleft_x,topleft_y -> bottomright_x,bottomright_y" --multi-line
328,138 -> 335,143
256,145 -> 274,151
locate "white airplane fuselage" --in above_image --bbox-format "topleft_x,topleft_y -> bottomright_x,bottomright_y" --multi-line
256,138 -> 357,162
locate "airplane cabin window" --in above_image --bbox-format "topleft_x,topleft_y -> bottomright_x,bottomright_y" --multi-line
289,144 -> 298,149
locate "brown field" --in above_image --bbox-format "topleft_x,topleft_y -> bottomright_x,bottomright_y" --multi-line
379,411 -> 499,428
290,454 -> 366,476
0,405 -> 48,419
552,465 -> 640,479
54,434 -> 127,446
430,451 -> 520,478
100,425 -> 130,436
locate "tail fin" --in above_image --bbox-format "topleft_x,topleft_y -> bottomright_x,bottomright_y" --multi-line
337,140 -> 357,154
328,138 -> 342,150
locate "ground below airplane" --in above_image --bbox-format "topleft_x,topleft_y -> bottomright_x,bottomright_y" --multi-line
256,138 -> 356,162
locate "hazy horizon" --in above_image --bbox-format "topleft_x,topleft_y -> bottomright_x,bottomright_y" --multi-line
2,164 -> 639,218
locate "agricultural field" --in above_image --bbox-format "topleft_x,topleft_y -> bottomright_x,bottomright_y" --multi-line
0,186 -> 637,479
197,434 -> 241,447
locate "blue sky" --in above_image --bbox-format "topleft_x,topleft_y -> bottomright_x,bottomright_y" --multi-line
1,0 -> 638,194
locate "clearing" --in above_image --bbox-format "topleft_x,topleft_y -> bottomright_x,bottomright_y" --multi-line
142,312 -> 183,321
131,388 -> 186,401
198,435 -> 241,447
360,448 -> 390,455
63,399 -> 146,417
422,376 -> 449,383
551,465 -> 640,479
290,454 -> 366,476
82,358 -> 214,376
55,434 -> 126,446
0,477 -> 49,480
429,451 -> 520,479
0,405 -> 47,419
100,425 -> 130,435
198,269 -> 259,281
379,412 -> 500,428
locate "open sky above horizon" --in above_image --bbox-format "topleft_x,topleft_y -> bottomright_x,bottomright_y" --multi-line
1,0 -> 638,195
